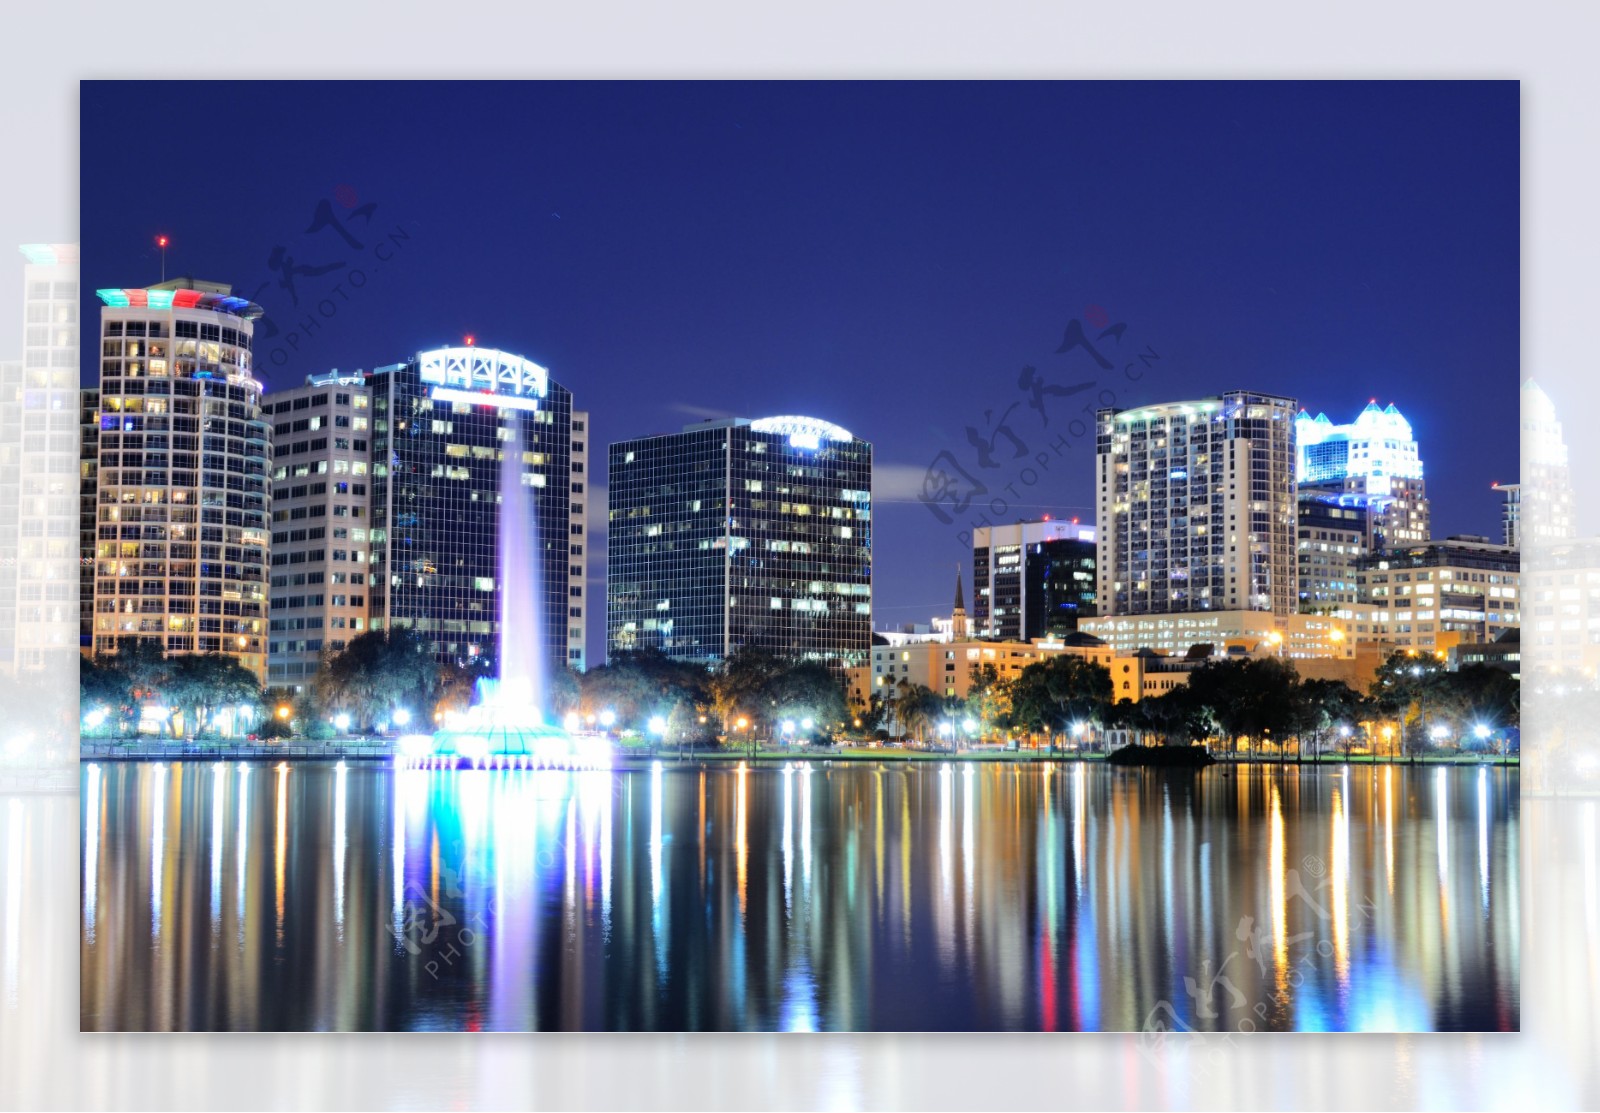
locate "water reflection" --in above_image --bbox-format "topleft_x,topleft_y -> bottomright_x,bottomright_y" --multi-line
80,762 -> 1520,1032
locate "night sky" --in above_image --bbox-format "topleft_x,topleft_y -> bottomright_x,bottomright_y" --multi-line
81,80 -> 1519,657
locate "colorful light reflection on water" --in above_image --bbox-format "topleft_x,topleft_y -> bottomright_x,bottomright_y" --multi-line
79,762 -> 1519,1032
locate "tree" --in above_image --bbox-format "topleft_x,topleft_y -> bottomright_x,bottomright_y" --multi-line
80,657 -> 133,736
709,647 -> 788,734
162,654 -> 262,739
1187,657 -> 1302,755
1369,651 -> 1447,756
892,680 -> 941,743
1133,686 -> 1214,748
1298,679 -> 1366,760
314,627 -> 440,732
1005,655 -> 1113,753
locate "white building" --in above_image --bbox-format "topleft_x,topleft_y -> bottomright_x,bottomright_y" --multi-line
1296,401 -> 1429,548
1096,391 -> 1298,619
87,278 -> 272,679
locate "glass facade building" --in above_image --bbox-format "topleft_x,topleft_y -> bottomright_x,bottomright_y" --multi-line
1096,391 -> 1298,619
972,519 -> 1097,641
368,347 -> 581,674
87,278 -> 271,679
1296,402 -> 1430,549
607,416 -> 872,672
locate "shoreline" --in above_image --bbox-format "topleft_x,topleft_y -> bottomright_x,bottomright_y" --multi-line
76,742 -> 1521,768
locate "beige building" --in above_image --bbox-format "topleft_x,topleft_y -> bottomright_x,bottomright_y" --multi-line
1352,536 -> 1519,655
870,633 -> 1113,701
1081,609 -> 1353,662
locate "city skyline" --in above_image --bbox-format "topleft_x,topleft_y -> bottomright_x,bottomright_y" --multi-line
80,80 -> 1520,650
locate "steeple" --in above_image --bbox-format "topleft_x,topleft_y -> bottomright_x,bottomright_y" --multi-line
951,565 -> 968,640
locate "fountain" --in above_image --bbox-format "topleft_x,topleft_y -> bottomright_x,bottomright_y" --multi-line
399,420 -> 608,770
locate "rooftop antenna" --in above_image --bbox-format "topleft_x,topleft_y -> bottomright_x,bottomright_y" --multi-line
156,235 -> 169,283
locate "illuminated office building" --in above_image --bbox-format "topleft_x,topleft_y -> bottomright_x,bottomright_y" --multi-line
1296,495 -> 1366,613
262,370 -> 374,686
1096,391 -> 1298,619
1352,536 -> 1520,654
607,416 -> 872,671
1296,401 -> 1430,548
367,346 -> 584,672
972,518 -> 1097,640
87,278 -> 271,679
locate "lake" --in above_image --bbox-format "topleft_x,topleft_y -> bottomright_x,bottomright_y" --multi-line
79,760 -> 1519,1032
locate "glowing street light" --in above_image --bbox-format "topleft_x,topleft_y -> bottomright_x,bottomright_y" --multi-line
801,717 -> 814,732
963,717 -> 977,735
563,711 -> 581,732
648,715 -> 668,736
736,717 -> 749,731
1474,723 -> 1492,741
334,713 -> 351,733
393,707 -> 411,727
599,709 -> 617,729
276,704 -> 291,720
83,707 -> 107,730
1430,724 -> 1450,743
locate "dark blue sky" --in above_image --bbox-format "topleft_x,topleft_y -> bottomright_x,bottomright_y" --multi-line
82,80 -> 1519,653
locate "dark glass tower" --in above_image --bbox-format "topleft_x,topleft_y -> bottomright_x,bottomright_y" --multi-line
368,347 -> 578,675
607,416 -> 872,672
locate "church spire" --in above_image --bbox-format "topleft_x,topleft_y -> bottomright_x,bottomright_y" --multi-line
951,564 -> 968,640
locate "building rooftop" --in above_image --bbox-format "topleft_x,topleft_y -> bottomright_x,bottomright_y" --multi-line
96,278 -> 264,321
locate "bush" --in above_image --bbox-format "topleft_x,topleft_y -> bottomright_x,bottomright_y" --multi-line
258,719 -> 293,741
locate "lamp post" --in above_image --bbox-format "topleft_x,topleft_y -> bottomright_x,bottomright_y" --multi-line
648,714 -> 667,757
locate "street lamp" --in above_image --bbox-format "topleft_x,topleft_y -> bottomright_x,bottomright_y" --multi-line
563,711 -> 581,732
393,707 -> 411,727
599,709 -> 617,729
276,704 -> 291,720
334,712 -> 351,734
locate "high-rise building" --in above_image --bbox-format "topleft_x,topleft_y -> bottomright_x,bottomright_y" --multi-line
2,245 -> 81,673
87,278 -> 271,679
567,409 -> 590,671
971,518 -> 1096,641
1352,535 -> 1520,654
1296,402 -> 1430,548
367,346 -> 583,673
1494,482 -> 1521,549
607,415 -> 872,671
262,370 -> 374,687
1296,494 -> 1366,613
1096,391 -> 1297,618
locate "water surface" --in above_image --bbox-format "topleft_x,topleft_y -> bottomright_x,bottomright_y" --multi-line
79,760 -> 1519,1031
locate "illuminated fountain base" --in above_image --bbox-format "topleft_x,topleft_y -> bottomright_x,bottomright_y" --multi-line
397,679 -> 610,771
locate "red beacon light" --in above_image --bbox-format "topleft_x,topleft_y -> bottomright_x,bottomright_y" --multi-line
156,235 -> 168,248
464,334 -> 475,346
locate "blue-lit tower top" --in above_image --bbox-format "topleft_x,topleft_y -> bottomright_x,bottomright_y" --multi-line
1296,401 -> 1423,488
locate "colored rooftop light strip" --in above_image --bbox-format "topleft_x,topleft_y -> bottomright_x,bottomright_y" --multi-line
19,244 -> 58,265
95,289 -> 131,307
146,290 -> 175,310
172,289 -> 203,309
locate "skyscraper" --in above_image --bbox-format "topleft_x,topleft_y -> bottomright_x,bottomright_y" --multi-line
1095,391 -> 1297,618
971,518 -> 1097,640
367,345 -> 584,673
607,415 -> 872,671
1296,401 -> 1430,548
263,370 -> 374,687
87,278 -> 272,678
1518,380 -> 1573,548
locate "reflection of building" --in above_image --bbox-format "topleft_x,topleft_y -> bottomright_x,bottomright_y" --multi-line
607,416 -> 872,671
87,278 -> 271,679
3,246 -> 81,672
1524,536 -> 1600,676
1081,609 -> 1352,661
1519,380 -> 1573,549
1096,391 -> 1297,618
1296,402 -> 1430,549
971,518 -> 1096,640
261,371 -> 374,687
368,346 -> 581,672
1353,536 -> 1519,654
78,387 -> 99,650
